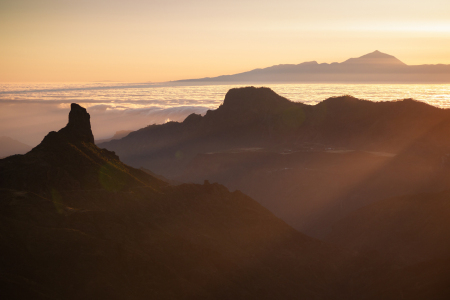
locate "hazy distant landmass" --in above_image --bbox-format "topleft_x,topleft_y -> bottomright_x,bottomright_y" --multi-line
94,129 -> 133,144
0,136 -> 32,158
174,51 -> 450,83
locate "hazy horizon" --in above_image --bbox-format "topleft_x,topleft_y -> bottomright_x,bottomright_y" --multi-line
2,82 -> 450,147
1,0 -> 449,82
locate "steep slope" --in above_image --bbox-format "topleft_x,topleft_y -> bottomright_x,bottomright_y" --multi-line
0,103 -> 352,300
0,104 -> 164,194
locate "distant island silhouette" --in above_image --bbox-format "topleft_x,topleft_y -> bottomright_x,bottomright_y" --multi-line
174,50 -> 450,83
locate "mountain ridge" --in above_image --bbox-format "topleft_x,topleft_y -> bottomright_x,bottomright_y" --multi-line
173,51 -> 450,83
0,101 -> 358,299
0,103 -> 165,193
3,100 -> 450,299
100,87 -> 450,237
102,86 -> 450,176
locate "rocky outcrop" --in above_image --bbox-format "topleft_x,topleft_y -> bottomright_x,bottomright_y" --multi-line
60,103 -> 94,143
0,103 -> 165,193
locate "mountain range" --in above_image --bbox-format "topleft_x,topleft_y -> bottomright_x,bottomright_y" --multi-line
0,103 -> 354,299
101,87 -> 450,239
3,94 -> 450,298
174,51 -> 450,83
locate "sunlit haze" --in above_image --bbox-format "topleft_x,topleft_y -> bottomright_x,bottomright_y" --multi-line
1,0 -> 449,82
2,83 -> 450,147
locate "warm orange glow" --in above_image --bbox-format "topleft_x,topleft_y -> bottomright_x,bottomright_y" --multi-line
1,0 -> 450,82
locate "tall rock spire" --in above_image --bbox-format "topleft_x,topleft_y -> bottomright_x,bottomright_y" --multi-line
59,103 -> 95,143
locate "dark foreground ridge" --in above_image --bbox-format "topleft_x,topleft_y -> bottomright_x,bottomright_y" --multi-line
0,103 -> 352,300
2,101 -> 450,299
1,103 -> 164,193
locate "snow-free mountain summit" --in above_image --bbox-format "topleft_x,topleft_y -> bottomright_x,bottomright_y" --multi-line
175,51 -> 450,84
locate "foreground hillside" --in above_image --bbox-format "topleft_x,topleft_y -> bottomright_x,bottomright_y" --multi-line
0,104 -> 351,300
328,190 -> 450,264
2,103 -> 450,299
327,189 -> 450,300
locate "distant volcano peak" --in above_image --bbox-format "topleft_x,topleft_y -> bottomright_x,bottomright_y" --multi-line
360,50 -> 394,59
342,50 -> 406,66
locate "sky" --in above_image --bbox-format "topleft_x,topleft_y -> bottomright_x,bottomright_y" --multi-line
1,0 -> 450,82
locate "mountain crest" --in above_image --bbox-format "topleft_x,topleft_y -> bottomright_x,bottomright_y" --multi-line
59,103 -> 95,143
342,50 -> 406,66
1,103 -> 164,192
221,87 -> 292,112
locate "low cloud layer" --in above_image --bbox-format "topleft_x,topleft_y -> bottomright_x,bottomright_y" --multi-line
2,82 -> 449,147
0,102 -> 209,147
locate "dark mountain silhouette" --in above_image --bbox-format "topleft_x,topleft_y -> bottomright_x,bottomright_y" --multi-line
2,101 -> 450,299
1,104 -> 163,193
103,86 -> 450,163
0,103 -> 355,299
101,87 -> 450,237
0,136 -> 32,158
174,51 -> 450,83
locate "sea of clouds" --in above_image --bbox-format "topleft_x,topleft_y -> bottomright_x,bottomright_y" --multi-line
2,82 -> 450,147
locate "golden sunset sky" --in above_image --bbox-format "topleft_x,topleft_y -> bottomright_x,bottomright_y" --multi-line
1,0 -> 449,82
